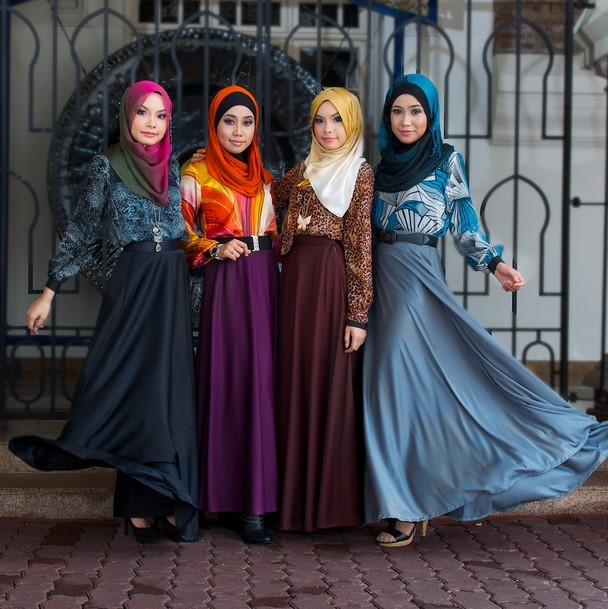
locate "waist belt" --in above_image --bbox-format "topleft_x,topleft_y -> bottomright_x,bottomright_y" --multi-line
374,230 -> 438,248
215,235 -> 272,251
123,239 -> 182,252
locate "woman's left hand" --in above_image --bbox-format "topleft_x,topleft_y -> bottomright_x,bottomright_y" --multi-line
192,148 -> 206,162
494,262 -> 526,293
344,326 -> 367,353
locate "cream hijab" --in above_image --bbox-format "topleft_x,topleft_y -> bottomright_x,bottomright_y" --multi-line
303,87 -> 365,218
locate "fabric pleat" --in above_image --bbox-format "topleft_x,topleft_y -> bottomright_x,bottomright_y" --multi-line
363,240 -> 608,523
196,250 -> 279,514
10,246 -> 200,541
276,236 -> 363,531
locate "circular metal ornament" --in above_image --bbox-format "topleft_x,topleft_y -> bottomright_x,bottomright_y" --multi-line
48,27 -> 317,293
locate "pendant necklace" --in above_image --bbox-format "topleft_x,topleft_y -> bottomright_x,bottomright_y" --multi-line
152,205 -> 163,252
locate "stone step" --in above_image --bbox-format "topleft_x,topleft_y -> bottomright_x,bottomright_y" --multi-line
505,470 -> 608,516
1,468 -> 606,519
0,471 -> 115,518
1,422 -> 607,519
0,421 -> 115,518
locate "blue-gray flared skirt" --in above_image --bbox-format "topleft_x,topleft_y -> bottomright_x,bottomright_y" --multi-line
363,239 -> 608,523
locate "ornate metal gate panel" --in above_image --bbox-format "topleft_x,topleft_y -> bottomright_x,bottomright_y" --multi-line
1,0 -> 604,419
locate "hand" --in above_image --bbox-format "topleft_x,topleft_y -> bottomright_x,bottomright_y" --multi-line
192,147 -> 206,162
344,326 -> 367,353
493,262 -> 525,293
26,287 -> 56,334
219,238 -> 250,261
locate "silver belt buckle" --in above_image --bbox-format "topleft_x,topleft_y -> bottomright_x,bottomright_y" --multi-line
251,235 -> 260,251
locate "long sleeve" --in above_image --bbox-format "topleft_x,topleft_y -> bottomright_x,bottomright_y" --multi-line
46,155 -> 109,290
342,163 -> 374,325
273,164 -> 301,215
277,161 -> 373,325
447,152 -> 502,272
180,172 -> 217,268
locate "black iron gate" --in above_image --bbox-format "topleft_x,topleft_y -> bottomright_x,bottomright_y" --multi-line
1,0 -> 606,419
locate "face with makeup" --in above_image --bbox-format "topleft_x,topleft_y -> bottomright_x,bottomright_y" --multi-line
216,105 -> 256,154
129,92 -> 168,146
389,93 -> 428,145
312,101 -> 347,151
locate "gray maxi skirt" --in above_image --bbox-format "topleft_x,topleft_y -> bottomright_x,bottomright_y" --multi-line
363,238 -> 608,523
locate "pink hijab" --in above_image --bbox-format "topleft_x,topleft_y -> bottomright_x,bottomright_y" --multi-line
105,80 -> 172,206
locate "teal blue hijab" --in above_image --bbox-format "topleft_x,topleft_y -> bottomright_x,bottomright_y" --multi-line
375,73 -> 454,193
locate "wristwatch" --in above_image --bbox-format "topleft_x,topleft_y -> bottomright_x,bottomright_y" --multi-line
209,243 -> 223,260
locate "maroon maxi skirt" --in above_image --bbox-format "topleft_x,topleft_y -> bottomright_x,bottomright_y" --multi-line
276,235 -> 363,531
196,249 -> 279,514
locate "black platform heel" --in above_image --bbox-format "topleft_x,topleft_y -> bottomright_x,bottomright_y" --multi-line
158,516 -> 182,543
155,516 -> 203,543
123,518 -> 160,544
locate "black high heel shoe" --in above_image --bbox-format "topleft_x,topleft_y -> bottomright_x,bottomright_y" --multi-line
158,516 -> 183,543
123,518 -> 160,544
158,516 -> 204,542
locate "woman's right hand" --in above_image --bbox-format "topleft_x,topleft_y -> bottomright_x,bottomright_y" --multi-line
26,287 -> 56,334
218,238 -> 250,261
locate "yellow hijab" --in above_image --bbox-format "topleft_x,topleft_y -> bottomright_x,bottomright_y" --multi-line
303,87 -> 365,218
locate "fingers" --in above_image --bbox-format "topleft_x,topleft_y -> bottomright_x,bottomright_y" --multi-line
26,290 -> 54,334
344,329 -> 351,351
502,280 -> 525,293
347,337 -> 365,352
220,239 -> 250,261
496,268 -> 525,293
344,327 -> 367,353
26,313 -> 44,334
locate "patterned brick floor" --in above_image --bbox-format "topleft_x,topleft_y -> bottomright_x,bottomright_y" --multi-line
1,515 -> 608,608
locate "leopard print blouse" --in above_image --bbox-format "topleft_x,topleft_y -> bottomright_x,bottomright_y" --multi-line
273,161 -> 374,325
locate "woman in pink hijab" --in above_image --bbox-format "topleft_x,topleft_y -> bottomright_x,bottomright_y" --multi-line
10,81 -> 201,544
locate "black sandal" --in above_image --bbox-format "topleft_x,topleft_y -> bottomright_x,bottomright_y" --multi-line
376,518 -> 428,548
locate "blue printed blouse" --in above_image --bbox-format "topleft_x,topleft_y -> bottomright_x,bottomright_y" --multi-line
372,151 -> 501,272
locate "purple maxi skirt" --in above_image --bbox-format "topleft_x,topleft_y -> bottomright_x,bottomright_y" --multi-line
196,248 -> 279,514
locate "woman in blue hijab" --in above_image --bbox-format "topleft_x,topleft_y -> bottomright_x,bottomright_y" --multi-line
363,73 -> 608,548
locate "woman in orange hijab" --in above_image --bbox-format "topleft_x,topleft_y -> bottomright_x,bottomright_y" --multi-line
181,85 -> 278,544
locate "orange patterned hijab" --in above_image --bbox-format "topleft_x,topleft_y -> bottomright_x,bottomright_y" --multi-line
206,85 -> 273,198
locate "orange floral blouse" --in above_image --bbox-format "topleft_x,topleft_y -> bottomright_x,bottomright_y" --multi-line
180,160 -> 277,268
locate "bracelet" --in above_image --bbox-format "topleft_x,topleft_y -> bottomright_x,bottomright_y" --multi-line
209,243 -> 223,260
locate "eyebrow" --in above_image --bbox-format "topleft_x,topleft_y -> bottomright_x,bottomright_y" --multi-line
392,102 -> 423,109
137,104 -> 166,113
222,112 -> 254,119
316,112 -> 341,119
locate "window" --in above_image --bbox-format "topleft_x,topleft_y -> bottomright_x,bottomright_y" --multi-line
184,0 -> 201,21
219,0 -> 237,24
242,1 -> 281,25
299,47 -> 358,88
299,3 -> 337,27
139,0 -> 178,23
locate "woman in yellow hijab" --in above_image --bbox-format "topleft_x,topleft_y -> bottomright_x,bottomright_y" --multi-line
273,88 -> 374,532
